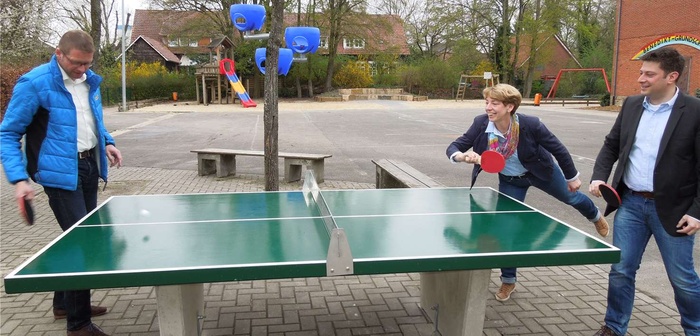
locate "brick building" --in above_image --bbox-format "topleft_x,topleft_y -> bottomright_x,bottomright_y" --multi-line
612,0 -> 700,104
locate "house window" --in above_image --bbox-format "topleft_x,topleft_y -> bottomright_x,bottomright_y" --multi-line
320,36 -> 329,49
167,37 -> 199,47
368,61 -> 377,76
356,61 -> 369,74
343,38 -> 365,49
355,61 -> 376,76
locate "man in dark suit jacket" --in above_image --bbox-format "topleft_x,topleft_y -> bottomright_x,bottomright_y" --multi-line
589,47 -> 700,336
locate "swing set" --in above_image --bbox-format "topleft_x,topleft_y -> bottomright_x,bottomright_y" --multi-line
545,68 -> 611,99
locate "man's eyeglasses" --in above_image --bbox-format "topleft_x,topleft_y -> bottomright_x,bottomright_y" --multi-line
62,53 -> 93,68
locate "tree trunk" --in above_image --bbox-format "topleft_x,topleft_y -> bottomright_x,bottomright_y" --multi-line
295,0 -> 303,98
90,0 -> 102,73
323,0 -> 340,92
263,0 -> 285,191
523,69 -> 534,98
296,75 -> 302,98
508,0 -> 526,86
523,0 -> 543,98
324,48 -> 336,92
306,0 -> 317,98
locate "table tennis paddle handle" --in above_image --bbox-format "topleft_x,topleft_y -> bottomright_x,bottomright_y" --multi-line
18,197 -> 35,226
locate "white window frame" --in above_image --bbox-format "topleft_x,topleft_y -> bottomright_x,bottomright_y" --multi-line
343,38 -> 365,49
168,37 -> 200,47
368,60 -> 377,76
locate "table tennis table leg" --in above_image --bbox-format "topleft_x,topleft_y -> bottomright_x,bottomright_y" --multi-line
155,284 -> 204,336
419,269 -> 490,336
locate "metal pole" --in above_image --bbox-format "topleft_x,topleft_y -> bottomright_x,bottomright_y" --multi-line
121,0 -> 127,111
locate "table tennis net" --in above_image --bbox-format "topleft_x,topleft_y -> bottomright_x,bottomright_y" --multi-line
302,170 -> 338,234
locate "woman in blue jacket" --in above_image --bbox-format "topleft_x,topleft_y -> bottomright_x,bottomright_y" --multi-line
446,84 -> 608,302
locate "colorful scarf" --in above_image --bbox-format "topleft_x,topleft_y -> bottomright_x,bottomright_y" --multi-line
487,113 -> 519,159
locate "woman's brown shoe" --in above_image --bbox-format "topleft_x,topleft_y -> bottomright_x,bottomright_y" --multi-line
594,217 -> 609,237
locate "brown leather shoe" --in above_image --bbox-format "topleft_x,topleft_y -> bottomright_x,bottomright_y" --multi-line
594,216 -> 609,237
593,325 -> 618,336
495,283 -> 516,301
67,323 -> 109,336
54,306 -> 107,319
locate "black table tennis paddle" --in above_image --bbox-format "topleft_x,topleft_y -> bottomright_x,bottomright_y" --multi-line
18,197 -> 34,225
599,183 -> 621,208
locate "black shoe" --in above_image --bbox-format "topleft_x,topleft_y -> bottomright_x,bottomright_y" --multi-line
54,305 -> 108,319
593,325 -> 618,336
67,323 -> 109,336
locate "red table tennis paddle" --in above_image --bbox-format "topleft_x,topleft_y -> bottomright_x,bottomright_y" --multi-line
478,150 -> 506,173
599,183 -> 621,207
18,197 -> 34,225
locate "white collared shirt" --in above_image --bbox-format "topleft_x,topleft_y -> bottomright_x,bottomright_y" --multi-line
59,66 -> 97,152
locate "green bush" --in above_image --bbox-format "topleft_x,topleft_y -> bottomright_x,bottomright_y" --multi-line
416,59 -> 457,92
530,80 -> 546,98
101,62 -> 196,105
397,65 -> 420,93
373,73 -> 399,88
696,88 -> 700,98
600,93 -> 611,106
397,58 -> 460,98
280,54 -> 329,97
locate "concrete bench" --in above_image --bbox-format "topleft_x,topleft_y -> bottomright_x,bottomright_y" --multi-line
372,159 -> 444,188
191,148 -> 331,183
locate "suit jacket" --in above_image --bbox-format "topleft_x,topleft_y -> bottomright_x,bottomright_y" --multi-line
591,92 -> 700,237
446,113 -> 579,186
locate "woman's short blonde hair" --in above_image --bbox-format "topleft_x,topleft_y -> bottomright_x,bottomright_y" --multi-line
483,84 -> 522,115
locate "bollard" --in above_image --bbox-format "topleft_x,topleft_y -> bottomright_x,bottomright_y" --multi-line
534,93 -> 542,106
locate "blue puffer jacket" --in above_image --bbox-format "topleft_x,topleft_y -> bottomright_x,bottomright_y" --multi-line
0,55 -> 115,190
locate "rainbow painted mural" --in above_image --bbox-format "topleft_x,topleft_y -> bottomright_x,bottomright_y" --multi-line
632,34 -> 700,60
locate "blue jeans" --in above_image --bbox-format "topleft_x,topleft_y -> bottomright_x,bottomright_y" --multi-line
497,168 -> 600,283
43,156 -> 99,331
604,191 -> 700,336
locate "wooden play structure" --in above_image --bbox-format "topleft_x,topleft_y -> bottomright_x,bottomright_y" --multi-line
456,73 -> 500,101
194,36 -> 247,106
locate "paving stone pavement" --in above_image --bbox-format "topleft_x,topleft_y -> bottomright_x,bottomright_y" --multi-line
1,167 -> 684,335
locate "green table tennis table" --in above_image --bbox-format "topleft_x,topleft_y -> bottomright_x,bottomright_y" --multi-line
4,178 -> 619,336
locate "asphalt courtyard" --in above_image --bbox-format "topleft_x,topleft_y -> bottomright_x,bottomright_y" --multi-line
1,98 -> 696,335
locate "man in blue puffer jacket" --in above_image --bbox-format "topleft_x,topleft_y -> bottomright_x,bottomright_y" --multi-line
1,30 -> 122,336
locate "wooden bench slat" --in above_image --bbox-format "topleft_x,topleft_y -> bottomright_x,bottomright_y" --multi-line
192,148 -> 331,183
190,148 -> 331,160
372,159 -> 444,189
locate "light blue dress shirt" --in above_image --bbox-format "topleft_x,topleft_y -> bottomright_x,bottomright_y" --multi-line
623,89 -> 679,192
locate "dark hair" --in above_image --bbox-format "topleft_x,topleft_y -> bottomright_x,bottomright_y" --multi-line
57,30 -> 95,54
639,47 -> 685,79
